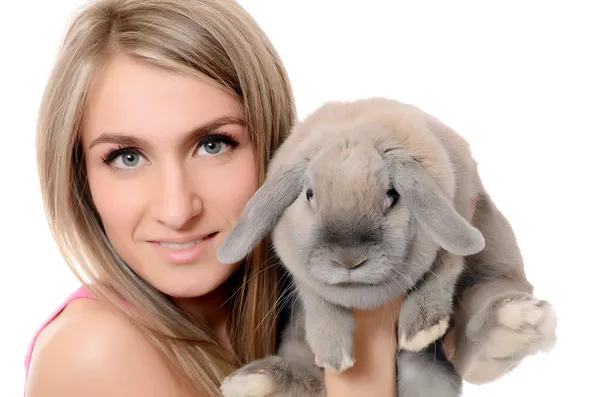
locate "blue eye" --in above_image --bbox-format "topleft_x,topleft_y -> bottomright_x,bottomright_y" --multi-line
102,148 -> 147,169
195,133 -> 240,157
197,140 -> 227,156
119,152 -> 141,167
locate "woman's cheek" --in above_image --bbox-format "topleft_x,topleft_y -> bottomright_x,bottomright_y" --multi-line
205,150 -> 257,221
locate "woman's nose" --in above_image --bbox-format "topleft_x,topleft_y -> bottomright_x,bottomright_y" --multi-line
153,165 -> 202,230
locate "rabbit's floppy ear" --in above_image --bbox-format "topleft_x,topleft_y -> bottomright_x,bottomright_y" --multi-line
217,157 -> 308,265
386,149 -> 485,256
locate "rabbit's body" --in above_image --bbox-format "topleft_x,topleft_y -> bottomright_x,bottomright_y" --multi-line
218,98 -> 557,397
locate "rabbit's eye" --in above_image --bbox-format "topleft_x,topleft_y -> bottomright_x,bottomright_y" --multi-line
306,188 -> 314,201
384,188 -> 400,213
386,188 -> 400,203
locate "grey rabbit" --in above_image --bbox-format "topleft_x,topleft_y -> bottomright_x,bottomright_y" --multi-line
216,97 -> 557,397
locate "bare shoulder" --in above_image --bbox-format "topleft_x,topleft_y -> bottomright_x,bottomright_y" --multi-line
25,298 -> 184,397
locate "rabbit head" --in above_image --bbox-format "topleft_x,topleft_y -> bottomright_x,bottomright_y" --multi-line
217,99 -> 485,307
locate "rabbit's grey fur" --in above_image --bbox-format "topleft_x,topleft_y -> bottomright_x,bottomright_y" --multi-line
217,98 -> 557,397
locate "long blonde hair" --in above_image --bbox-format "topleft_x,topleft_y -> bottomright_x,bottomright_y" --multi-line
36,0 -> 296,395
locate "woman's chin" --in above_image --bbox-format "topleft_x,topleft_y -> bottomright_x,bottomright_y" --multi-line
152,262 -> 241,299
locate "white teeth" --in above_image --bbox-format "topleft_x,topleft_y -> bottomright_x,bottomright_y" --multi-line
160,240 -> 202,250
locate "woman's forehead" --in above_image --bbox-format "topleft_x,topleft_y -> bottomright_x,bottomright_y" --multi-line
81,55 -> 243,146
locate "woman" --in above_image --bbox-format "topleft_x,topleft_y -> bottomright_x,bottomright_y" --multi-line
24,0 -> 407,396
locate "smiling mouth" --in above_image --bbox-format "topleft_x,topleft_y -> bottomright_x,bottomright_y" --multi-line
154,232 -> 218,250
159,240 -> 202,250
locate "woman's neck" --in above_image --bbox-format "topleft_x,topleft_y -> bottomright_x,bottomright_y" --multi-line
170,279 -> 234,344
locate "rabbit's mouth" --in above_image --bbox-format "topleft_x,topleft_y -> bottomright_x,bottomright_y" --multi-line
308,261 -> 394,286
327,278 -> 371,286
305,271 -> 411,309
325,277 -> 385,287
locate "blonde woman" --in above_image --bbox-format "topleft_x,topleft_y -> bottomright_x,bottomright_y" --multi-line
24,0 -> 408,396
24,1 -> 528,396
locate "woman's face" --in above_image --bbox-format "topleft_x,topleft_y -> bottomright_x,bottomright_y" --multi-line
82,55 -> 257,298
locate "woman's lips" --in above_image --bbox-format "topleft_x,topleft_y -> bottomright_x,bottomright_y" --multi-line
149,232 -> 218,264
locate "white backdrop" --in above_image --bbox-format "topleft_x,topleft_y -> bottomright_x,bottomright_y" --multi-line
1,0 -> 598,396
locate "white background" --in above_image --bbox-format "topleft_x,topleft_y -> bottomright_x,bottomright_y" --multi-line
1,0 -> 599,395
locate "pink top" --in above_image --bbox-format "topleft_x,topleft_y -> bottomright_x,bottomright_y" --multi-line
23,286 -> 95,392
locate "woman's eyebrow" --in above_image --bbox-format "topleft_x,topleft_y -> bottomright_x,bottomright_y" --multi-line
184,115 -> 245,146
88,115 -> 246,149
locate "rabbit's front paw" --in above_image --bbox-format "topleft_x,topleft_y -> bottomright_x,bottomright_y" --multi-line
303,301 -> 355,373
312,338 -> 355,373
398,293 -> 450,352
306,322 -> 355,373
461,293 -> 557,384
220,356 -> 282,397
